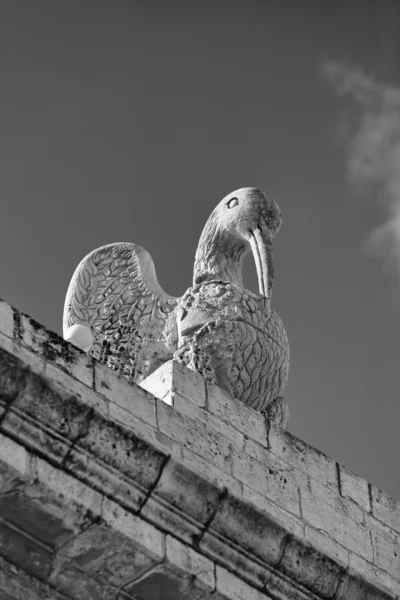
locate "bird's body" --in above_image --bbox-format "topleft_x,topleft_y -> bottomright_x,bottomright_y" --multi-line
63,187 -> 290,424
175,280 -> 288,412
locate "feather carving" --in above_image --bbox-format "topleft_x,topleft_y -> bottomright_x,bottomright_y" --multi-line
63,242 -> 179,382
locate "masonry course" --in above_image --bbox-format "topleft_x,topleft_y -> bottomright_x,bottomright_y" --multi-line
0,298 -> 398,599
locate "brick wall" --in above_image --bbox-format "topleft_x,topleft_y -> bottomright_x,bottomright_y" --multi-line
0,298 -> 398,599
140,362 -> 400,596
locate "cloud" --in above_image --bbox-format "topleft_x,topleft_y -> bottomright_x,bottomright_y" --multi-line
322,60 -> 400,271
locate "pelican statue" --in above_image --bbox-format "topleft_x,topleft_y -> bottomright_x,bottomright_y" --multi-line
63,187 -> 289,426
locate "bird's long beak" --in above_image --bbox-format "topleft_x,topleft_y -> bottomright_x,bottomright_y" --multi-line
249,227 -> 274,299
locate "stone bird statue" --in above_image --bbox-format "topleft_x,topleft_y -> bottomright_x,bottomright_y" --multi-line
63,187 -> 289,426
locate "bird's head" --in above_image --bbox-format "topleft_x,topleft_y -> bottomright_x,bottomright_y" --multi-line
194,187 -> 282,299
214,186 -> 281,241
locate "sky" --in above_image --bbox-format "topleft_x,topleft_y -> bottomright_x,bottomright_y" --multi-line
0,0 -> 399,500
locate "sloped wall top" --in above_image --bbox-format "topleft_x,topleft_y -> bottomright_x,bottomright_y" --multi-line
0,299 -> 398,599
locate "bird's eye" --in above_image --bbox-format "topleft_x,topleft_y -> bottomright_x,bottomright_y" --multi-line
226,197 -> 239,209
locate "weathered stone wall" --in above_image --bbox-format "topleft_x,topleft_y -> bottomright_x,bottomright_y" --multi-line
0,298 -> 399,599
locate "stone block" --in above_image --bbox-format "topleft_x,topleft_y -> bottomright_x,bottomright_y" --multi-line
0,332 -> 45,379
125,565 -> 205,600
166,535 -> 215,590
349,552 -> 400,597
33,457 -> 103,523
95,361 -> 157,427
206,381 -> 267,446
302,524 -> 350,568
18,312 -> 47,352
371,485 -> 400,535
49,560 -> 114,600
0,519 -> 53,580
181,445 -> 243,497
278,536 -> 346,598
0,457 -> 102,552
101,497 -> 165,560
308,476 -> 365,522
7,341 -> 46,377
0,301 -> 14,339
337,569 -> 397,600
10,371 -> 92,442
268,427 -> 337,490
215,565 -> 269,600
0,331 -> 14,357
0,555 -> 69,600
140,360 -> 206,408
139,361 -> 174,404
44,361 -> 108,417
157,400 -> 242,473
141,459 -> 221,544
231,438 -> 303,516
168,390 -> 207,421
241,484 -> 305,540
109,401 -> 181,458
301,481 -> 373,561
201,492 -> 286,590
0,347 -> 30,408
1,407 -> 71,467
19,312 -> 94,387
52,523 -> 156,589
0,433 -> 31,493
368,515 -> 400,577
64,447 -> 144,514
0,363 -> 92,466
340,464 -> 371,511
167,391 -> 250,465
64,410 -> 168,511
0,491 -> 76,549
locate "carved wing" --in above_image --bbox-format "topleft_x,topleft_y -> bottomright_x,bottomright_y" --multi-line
63,242 -> 179,383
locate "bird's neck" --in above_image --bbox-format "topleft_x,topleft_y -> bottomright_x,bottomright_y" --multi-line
193,224 -> 249,287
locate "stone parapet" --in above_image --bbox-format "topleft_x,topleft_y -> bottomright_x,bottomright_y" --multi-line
0,298 -> 398,599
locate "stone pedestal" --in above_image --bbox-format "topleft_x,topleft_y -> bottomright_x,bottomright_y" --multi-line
0,299 -> 398,599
